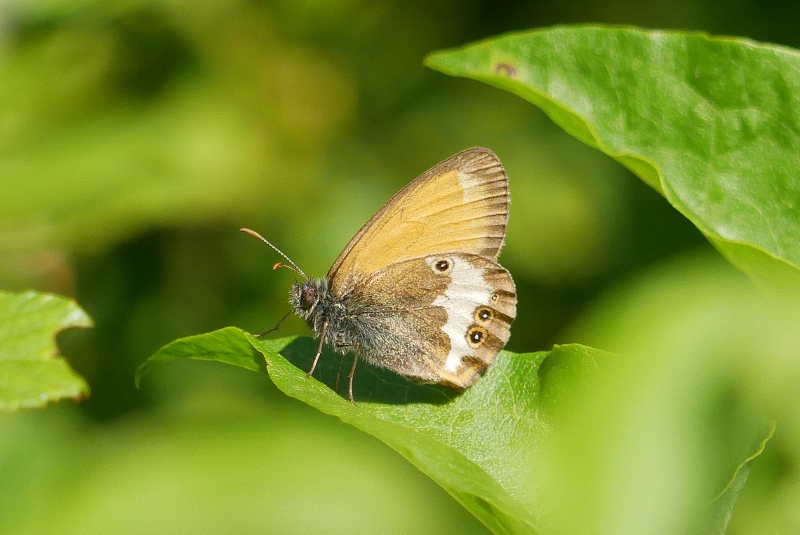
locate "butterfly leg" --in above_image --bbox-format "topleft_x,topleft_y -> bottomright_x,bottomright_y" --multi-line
331,342 -> 355,393
347,352 -> 359,404
254,309 -> 292,337
307,321 -> 328,378
334,354 -> 345,392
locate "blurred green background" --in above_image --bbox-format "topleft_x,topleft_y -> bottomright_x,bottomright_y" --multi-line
1,1 -> 797,533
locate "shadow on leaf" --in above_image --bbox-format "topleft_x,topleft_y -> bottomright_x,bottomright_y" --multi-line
276,337 -> 462,406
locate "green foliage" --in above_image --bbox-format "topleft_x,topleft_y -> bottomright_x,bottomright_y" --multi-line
417,26 -> 800,532
0,291 -> 91,410
138,328 -> 773,534
2,6 -> 799,534
0,387 -> 488,535
426,25 -> 800,294
554,251 -> 797,535
133,25 -> 799,534
139,329 -> 551,533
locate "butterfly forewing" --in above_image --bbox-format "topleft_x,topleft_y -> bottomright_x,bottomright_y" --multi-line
327,147 -> 509,295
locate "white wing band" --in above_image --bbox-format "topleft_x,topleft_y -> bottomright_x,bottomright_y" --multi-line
428,256 -> 493,373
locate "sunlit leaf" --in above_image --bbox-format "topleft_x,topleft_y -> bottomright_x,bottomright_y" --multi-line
137,327 -> 771,534
0,290 -> 91,410
139,327 -> 551,533
426,26 -> 800,293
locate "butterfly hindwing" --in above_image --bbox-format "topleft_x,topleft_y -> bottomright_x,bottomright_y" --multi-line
341,253 -> 516,388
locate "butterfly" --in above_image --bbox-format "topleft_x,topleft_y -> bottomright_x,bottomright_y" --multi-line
242,147 -> 516,403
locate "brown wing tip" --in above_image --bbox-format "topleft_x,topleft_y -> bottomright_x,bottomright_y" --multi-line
454,146 -> 501,164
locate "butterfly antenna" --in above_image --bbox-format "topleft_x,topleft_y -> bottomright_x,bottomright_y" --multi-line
240,228 -> 308,280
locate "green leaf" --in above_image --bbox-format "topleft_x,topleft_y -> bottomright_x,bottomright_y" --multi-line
555,251 -> 788,534
134,326 -> 266,388
0,290 -> 92,410
425,26 -> 800,293
708,420 -> 775,533
138,328 -> 599,533
252,335 -> 552,534
138,328 -> 771,534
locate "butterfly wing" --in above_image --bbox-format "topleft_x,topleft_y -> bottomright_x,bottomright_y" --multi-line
343,253 -> 516,388
325,147 -> 516,387
327,147 -> 509,295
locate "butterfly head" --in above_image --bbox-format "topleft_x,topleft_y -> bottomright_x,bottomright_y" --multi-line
290,278 -> 329,324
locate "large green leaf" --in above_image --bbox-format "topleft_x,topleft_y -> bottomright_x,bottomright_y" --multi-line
137,329 -> 770,534
139,328 -> 553,533
137,330 -> 606,533
0,291 -> 91,410
425,26 -> 800,293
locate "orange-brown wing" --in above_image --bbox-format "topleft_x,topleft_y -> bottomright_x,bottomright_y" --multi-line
328,147 -> 509,295
343,254 -> 516,388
